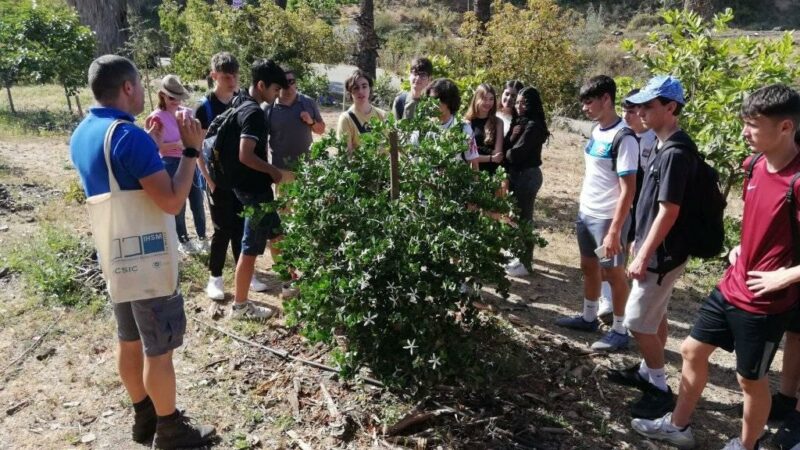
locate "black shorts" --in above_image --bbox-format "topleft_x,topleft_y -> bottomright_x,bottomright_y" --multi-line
785,306 -> 800,334
690,288 -> 791,380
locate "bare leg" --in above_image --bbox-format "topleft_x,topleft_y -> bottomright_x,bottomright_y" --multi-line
234,254 -> 257,304
671,337 -> 717,428
739,374 -> 771,450
143,351 -> 177,416
118,340 -> 147,403
581,256 -> 601,301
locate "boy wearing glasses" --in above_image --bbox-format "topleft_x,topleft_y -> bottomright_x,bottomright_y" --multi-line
263,65 -> 325,171
392,57 -> 433,120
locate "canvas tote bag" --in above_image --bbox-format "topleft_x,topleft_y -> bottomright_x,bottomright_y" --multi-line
85,119 -> 179,302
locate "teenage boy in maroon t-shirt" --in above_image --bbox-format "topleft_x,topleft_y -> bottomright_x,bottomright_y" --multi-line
632,83 -> 800,450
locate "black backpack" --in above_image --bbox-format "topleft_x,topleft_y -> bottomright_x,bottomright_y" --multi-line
393,92 -> 408,119
654,134 -> 726,259
745,153 -> 800,263
609,126 -> 640,242
202,99 -> 251,191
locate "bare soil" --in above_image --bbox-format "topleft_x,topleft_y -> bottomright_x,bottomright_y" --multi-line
0,112 -> 784,450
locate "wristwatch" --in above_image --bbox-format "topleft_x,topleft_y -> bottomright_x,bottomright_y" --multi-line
182,147 -> 200,158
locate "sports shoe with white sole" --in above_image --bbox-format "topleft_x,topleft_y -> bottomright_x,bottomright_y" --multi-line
505,259 -> 530,277
229,301 -> 274,320
631,412 -> 695,449
206,276 -> 225,301
250,277 -> 268,292
597,296 -> 613,323
591,330 -> 629,351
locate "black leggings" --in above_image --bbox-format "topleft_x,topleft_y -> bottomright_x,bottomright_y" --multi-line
206,186 -> 244,277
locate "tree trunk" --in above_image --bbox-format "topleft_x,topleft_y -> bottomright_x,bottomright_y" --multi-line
64,86 -> 73,114
74,95 -> 83,117
274,0 -> 287,9
474,0 -> 490,25
354,0 -> 378,81
65,0 -> 129,55
683,0 -> 715,20
4,85 -> 15,115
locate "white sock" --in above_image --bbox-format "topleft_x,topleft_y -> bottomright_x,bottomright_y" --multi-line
649,367 -> 669,392
583,298 -> 598,322
612,315 -> 626,334
638,360 -> 649,380
601,282 -> 612,301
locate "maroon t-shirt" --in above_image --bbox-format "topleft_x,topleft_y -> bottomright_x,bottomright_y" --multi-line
719,153 -> 800,315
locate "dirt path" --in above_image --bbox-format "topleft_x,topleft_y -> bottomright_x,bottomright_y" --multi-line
0,119 -> 782,450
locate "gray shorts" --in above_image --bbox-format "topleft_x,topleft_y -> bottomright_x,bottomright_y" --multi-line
113,293 -> 186,357
624,262 -> 687,334
576,211 -> 631,268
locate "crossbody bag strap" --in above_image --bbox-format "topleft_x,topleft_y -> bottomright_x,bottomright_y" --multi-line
787,172 -> 800,264
102,119 -> 131,194
347,111 -> 368,134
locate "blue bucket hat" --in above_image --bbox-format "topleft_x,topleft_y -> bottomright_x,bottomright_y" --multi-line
625,75 -> 686,105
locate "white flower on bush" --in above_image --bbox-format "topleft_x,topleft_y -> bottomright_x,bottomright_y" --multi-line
407,289 -> 418,304
363,311 -> 378,326
428,353 -> 441,370
403,339 -> 418,355
390,294 -> 399,307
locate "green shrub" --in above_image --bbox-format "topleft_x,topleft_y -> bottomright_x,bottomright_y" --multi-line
297,71 -> 332,105
372,74 -> 399,109
627,12 -> 663,30
6,226 -> 105,310
274,99 -> 545,388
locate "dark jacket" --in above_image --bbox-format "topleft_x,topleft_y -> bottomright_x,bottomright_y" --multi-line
503,117 -> 546,171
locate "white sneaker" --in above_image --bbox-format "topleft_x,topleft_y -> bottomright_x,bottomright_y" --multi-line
178,241 -> 195,255
631,413 -> 695,449
505,259 -> 530,277
206,276 -> 225,301
721,438 -> 758,450
196,238 -> 210,254
229,301 -> 274,320
598,296 -> 613,317
250,277 -> 268,292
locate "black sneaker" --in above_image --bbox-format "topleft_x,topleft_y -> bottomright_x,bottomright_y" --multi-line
774,409 -> 800,449
132,399 -> 157,444
771,392 -> 799,422
608,364 -> 651,391
154,410 -> 216,449
630,386 -> 676,419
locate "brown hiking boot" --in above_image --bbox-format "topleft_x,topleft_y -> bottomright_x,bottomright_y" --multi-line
131,397 -> 157,444
154,410 -> 216,449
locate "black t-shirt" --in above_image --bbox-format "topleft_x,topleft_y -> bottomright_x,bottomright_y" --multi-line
634,130 -> 697,271
230,92 -> 273,196
194,92 -> 234,129
503,117 -> 546,171
471,117 -> 498,174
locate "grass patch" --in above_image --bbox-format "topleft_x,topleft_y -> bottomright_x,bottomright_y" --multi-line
5,225 -> 105,311
0,109 -> 82,137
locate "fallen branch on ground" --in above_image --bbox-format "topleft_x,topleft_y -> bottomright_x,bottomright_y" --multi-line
1,312 -> 63,375
191,317 -> 383,387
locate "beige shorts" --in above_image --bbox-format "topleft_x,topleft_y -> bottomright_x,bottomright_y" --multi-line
623,262 -> 687,334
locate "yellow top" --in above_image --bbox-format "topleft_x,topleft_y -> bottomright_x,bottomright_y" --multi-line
336,105 -> 387,150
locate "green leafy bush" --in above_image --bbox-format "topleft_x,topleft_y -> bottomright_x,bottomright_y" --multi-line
372,74 -> 399,109
7,226 -> 104,310
159,0 -> 345,84
297,71 -> 332,105
275,100 -> 545,388
622,8 -> 800,198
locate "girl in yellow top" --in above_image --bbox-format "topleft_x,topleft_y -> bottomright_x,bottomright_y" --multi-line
336,69 -> 387,154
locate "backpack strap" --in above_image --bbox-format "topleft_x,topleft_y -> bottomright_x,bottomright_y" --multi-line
787,172 -> 800,264
203,97 -> 213,122
394,92 -> 407,119
746,152 -> 764,181
610,126 -> 637,173
348,111 -> 369,134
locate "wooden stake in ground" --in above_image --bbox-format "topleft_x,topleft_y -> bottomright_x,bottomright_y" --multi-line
389,131 -> 399,200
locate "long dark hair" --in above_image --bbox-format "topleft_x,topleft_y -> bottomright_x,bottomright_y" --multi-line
517,86 -> 550,140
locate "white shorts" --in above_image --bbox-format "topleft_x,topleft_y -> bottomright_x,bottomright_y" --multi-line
623,262 -> 687,334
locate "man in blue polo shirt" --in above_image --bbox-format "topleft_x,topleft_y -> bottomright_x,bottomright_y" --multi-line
70,55 -> 215,449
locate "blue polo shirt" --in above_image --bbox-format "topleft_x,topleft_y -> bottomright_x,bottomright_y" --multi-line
70,107 -> 164,197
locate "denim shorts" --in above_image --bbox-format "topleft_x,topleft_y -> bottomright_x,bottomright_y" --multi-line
234,190 -> 282,256
113,292 -> 186,357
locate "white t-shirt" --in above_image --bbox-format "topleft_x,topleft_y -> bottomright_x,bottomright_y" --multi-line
579,119 -> 639,219
496,112 -> 512,138
441,116 -> 479,162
